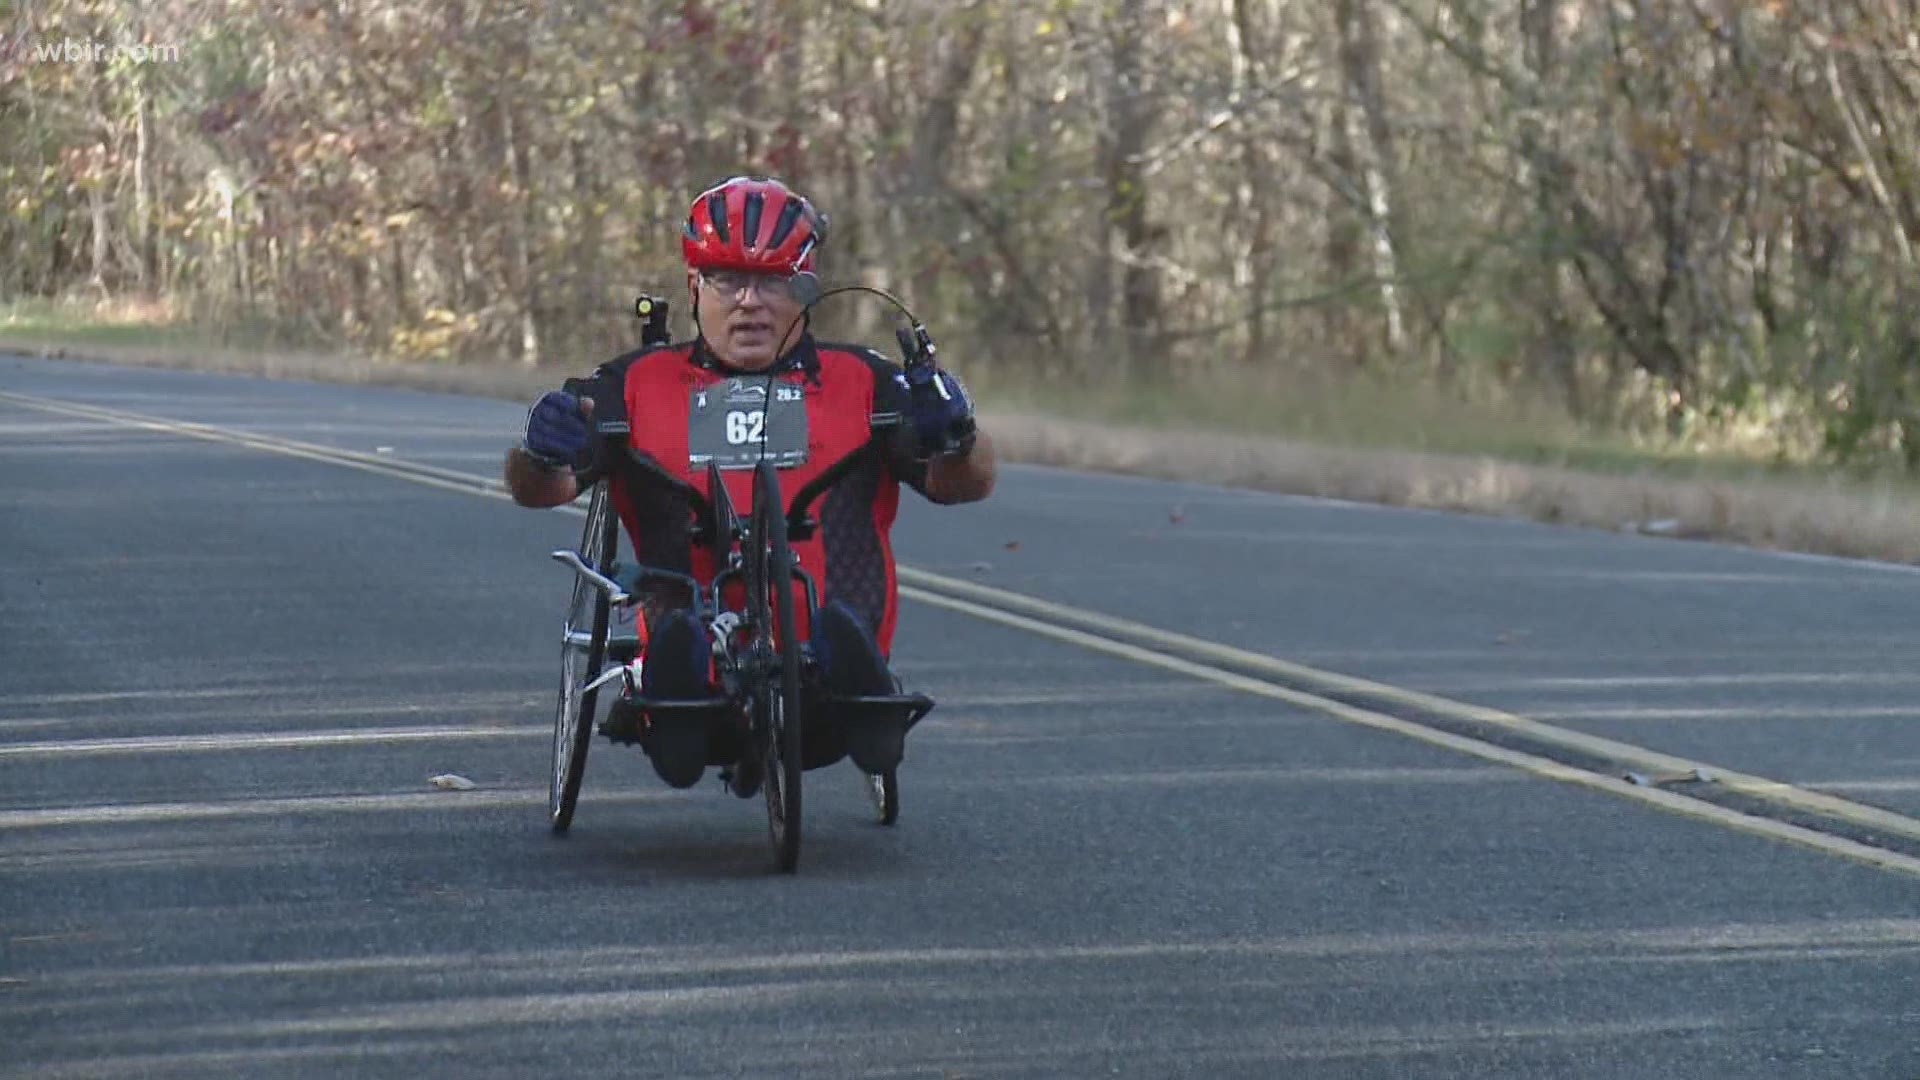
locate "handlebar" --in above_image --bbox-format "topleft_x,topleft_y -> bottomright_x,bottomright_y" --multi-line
783,413 -> 901,541
550,549 -> 631,604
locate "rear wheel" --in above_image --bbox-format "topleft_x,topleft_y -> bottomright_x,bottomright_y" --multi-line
550,482 -> 618,833
864,769 -> 899,826
754,462 -> 804,872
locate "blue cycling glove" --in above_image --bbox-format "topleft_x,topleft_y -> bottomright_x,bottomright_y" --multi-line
523,390 -> 589,468
902,368 -> 976,459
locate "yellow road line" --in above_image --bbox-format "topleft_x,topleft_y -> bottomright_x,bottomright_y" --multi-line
12,388 -> 1920,876
900,567 -> 1920,848
900,585 -> 1920,879
0,391 -> 510,502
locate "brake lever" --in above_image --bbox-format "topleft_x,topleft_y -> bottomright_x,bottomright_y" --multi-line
550,549 -> 632,605
894,321 -> 974,458
895,323 -> 938,384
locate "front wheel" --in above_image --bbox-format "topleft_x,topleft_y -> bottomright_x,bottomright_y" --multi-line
550,483 -> 617,833
755,462 -> 805,872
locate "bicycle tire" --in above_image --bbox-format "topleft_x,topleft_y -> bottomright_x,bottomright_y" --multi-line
755,461 -> 805,872
550,482 -> 617,833
864,768 -> 900,826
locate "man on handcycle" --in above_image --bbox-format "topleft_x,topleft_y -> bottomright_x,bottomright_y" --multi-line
503,175 -> 995,790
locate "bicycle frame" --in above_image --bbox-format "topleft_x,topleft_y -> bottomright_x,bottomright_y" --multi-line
546,291 -> 936,862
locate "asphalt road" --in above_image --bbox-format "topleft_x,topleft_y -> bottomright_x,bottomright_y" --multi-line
3,354 -> 1918,1079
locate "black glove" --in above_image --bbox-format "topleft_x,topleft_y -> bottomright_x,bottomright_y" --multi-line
522,390 -> 588,468
903,367 -> 976,458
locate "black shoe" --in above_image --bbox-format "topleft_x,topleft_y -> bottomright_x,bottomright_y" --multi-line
599,693 -> 644,745
813,601 -> 906,774
640,610 -> 711,789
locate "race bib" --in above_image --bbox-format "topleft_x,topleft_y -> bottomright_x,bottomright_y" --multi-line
687,377 -> 809,470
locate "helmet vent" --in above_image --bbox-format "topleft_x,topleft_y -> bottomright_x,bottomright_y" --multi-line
767,199 -> 805,250
742,192 -> 765,249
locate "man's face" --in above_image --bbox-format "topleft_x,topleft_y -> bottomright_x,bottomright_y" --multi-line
690,268 -> 806,371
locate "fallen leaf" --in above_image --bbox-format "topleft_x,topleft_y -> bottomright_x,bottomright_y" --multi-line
1168,504 -> 1186,524
1003,540 -> 1021,551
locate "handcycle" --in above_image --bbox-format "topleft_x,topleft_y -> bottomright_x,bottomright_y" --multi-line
545,294 -> 935,873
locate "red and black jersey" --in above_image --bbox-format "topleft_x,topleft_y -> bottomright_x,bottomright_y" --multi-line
574,336 -> 927,654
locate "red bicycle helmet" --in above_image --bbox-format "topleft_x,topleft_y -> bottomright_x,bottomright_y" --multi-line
681,175 -> 826,273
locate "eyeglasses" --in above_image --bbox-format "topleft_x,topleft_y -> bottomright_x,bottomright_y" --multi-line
700,270 -> 802,303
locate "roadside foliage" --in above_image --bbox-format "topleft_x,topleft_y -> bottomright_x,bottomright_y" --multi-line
2,1 -> 1915,465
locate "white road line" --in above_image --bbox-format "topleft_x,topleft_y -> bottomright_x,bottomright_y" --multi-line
0,787 -> 672,829
0,725 -> 537,760
0,687 -> 269,708
11,388 -> 1920,877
